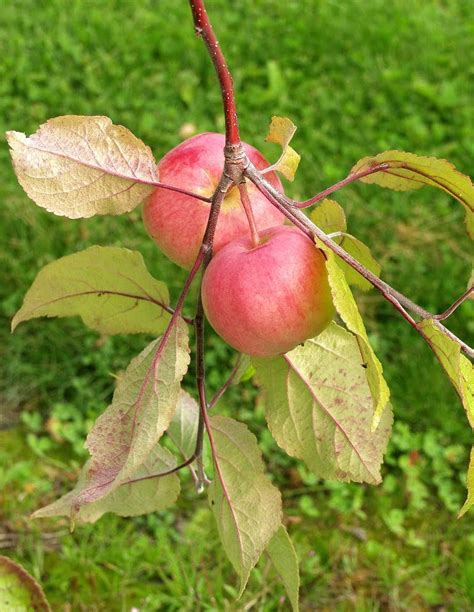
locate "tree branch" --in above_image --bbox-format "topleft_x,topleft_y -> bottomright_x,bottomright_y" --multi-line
209,354 -> 244,410
189,0 -> 240,145
245,162 -> 474,359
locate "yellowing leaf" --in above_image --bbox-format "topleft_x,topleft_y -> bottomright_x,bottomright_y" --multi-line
318,244 -> 390,429
459,448 -> 474,517
351,150 -> 474,239
418,319 -> 473,428
264,116 -> 301,181
338,234 -> 382,292
208,415 -> 282,594
34,321 -> 190,523
7,115 -> 159,219
254,323 -> 393,484
266,526 -> 300,612
0,556 -> 51,612
12,246 -> 171,335
310,198 -> 347,235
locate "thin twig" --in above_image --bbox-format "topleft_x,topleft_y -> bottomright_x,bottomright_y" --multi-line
296,164 -> 390,208
209,354 -> 244,410
434,286 -> 473,321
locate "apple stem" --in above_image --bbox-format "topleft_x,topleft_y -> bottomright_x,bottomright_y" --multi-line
238,181 -> 260,248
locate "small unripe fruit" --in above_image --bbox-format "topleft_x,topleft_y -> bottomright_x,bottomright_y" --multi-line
202,226 -> 334,357
143,133 -> 285,269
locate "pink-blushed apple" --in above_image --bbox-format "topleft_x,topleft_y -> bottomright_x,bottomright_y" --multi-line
201,225 -> 335,357
143,132 -> 285,269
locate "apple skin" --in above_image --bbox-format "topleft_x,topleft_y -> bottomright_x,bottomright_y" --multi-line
143,132 -> 285,269
202,225 -> 335,357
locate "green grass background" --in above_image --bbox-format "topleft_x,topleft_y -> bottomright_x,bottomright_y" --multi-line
1,0 -> 473,609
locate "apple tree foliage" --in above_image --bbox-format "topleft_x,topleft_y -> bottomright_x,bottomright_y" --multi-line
5,1 -> 473,608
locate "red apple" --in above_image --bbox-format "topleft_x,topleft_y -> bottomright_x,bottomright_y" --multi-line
202,225 -> 334,357
143,132 -> 285,269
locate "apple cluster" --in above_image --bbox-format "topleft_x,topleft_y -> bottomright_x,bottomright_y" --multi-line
143,133 -> 334,357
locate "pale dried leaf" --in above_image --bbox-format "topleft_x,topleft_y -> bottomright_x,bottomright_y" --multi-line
7,115 -> 159,218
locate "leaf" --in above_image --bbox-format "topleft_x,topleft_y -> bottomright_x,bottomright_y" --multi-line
310,198 -> 347,235
7,115 -> 159,219
12,246 -> 171,335
338,234 -> 382,292
231,354 -> 255,385
33,320 -> 190,523
253,322 -> 393,484
167,390 -> 200,460
459,447 -> 474,517
264,116 -> 301,181
351,150 -> 474,239
208,415 -> 282,594
33,446 -> 180,523
0,555 -> 51,611
417,319 -> 473,428
266,526 -> 300,611
317,243 -> 390,429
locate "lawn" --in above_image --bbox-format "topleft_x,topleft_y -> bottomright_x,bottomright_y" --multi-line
0,0 -> 473,609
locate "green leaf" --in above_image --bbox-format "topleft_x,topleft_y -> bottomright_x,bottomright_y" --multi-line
254,323 -> 393,484
208,415 -> 282,594
310,198 -> 347,235
351,150 -> 474,239
0,555 -> 51,611
459,447 -> 474,517
318,244 -> 390,429
12,246 -> 171,335
231,354 -> 255,385
264,116 -> 301,181
417,319 -> 473,428
7,115 -> 158,219
33,320 -> 190,523
266,526 -> 300,611
167,390 -> 199,460
338,234 -> 382,292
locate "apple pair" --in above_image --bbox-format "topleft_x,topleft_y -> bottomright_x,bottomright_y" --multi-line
143,133 -> 334,357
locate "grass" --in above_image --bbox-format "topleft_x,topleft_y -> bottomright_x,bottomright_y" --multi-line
0,0 -> 473,609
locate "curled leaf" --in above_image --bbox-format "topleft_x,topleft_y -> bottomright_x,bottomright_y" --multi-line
263,116 -> 301,181
318,243 -> 390,429
12,246 -> 171,335
351,150 -> 474,239
417,319 -> 473,428
7,115 -> 159,218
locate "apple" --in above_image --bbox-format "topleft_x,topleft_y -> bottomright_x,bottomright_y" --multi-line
143,132 -> 285,269
201,225 -> 334,357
